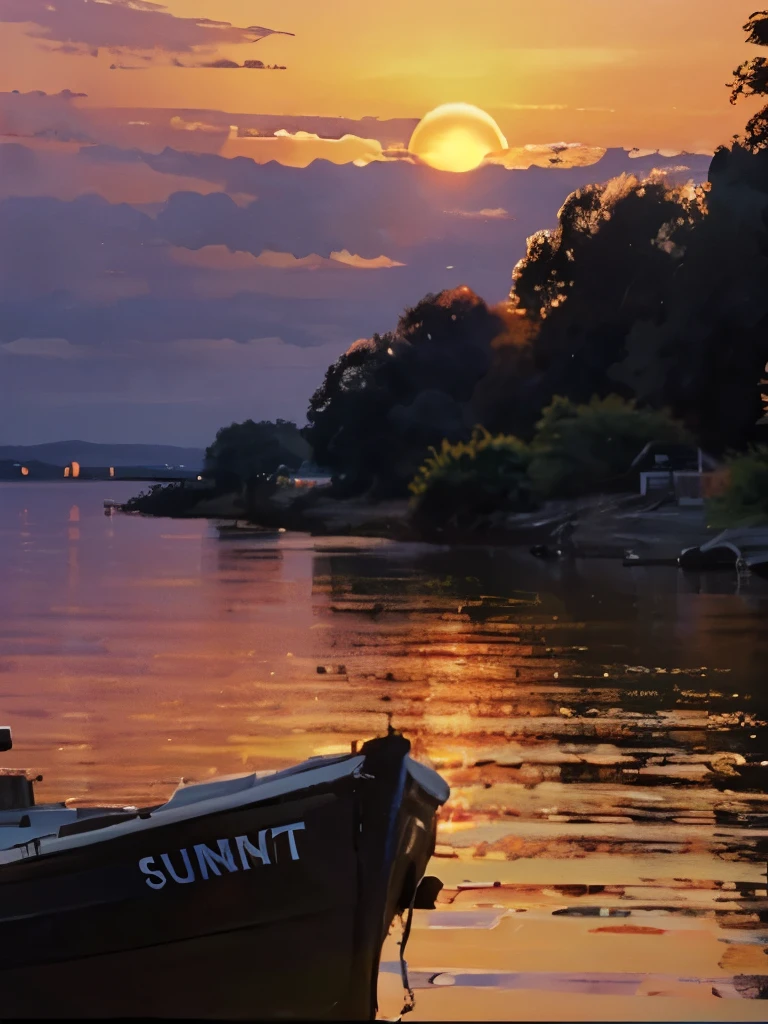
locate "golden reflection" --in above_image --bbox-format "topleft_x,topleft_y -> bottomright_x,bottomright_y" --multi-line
67,540 -> 79,586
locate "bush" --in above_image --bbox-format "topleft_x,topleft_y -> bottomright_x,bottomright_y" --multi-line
123,483 -> 203,516
529,394 -> 690,499
409,427 -> 534,528
707,447 -> 768,527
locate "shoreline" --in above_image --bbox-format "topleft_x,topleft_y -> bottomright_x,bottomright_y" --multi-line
120,485 -> 718,560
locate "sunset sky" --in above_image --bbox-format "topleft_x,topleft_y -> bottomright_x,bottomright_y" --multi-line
0,1 -> 757,445
0,0 -> 749,149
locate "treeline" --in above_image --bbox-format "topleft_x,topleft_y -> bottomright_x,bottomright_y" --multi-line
200,10 -> 768,524
301,10 -> 768,499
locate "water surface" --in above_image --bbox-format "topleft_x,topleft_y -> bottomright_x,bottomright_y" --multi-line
2,482 -> 767,1019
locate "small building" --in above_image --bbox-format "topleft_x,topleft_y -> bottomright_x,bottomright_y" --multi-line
630,443 -> 720,506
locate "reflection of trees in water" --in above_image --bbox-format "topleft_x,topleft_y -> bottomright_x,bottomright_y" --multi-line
311,543 -> 768,680
309,543 -> 768,835
206,537 -> 284,580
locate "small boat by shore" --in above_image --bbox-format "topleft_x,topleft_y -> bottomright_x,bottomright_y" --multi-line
0,727 -> 448,1020
679,527 -> 768,577
215,520 -> 282,538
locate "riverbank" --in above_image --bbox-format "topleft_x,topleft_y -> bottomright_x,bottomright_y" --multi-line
123,483 -> 716,559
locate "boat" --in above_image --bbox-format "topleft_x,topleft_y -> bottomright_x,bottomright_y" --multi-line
215,520 -> 282,538
103,499 -> 121,511
0,726 -> 448,1020
679,527 -> 768,577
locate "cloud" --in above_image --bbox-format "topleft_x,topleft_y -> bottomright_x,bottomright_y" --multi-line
187,59 -> 286,70
0,88 -> 95,142
0,0 -> 293,65
0,95 -> 420,162
0,147 -> 717,446
221,128 -> 390,168
170,245 -> 404,275
0,148 -> 715,334
78,131 -> 607,175
505,104 -> 569,111
1,337 -> 83,359
446,207 -> 513,220
0,140 -> 226,204
329,250 -> 405,269
170,115 -> 227,136
489,142 -> 608,170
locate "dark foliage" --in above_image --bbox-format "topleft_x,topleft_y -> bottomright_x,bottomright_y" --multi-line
205,419 -> 309,492
305,288 -> 505,496
708,447 -> 768,526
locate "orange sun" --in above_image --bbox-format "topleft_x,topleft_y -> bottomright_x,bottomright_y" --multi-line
408,103 -> 508,173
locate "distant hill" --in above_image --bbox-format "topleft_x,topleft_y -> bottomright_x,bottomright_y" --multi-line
0,441 -> 205,469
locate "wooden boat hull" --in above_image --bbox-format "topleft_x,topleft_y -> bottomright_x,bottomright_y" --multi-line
0,736 -> 447,1020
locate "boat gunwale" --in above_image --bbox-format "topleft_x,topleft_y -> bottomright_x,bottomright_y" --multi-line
0,754 -> 448,865
0,756 -> 365,864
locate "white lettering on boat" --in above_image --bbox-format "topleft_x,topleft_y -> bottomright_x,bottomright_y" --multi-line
138,821 -> 306,890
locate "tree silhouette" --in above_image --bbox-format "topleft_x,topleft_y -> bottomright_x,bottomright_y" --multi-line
496,8 -> 768,454
205,419 -> 309,493
305,288 -> 504,496
730,10 -> 768,150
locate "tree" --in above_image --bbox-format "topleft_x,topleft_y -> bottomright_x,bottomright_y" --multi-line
528,395 -> 690,499
503,175 -> 705,430
499,6 -> 768,454
729,10 -> 768,151
306,288 -> 506,496
611,11 -> 768,453
205,419 -> 310,493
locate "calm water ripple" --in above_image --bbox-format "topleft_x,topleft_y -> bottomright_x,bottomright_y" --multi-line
2,482 -> 768,1018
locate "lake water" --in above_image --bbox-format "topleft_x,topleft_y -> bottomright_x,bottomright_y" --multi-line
2,481 -> 768,1020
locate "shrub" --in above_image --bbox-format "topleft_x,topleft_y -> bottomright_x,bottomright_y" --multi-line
529,394 -> 690,499
122,483 -> 202,516
707,447 -> 768,527
409,427 -> 534,528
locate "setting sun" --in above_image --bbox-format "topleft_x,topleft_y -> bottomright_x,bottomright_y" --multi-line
408,103 -> 508,172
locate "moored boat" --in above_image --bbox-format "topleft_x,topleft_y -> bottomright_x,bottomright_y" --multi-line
215,520 -> 282,538
679,527 -> 768,576
0,727 -> 448,1020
